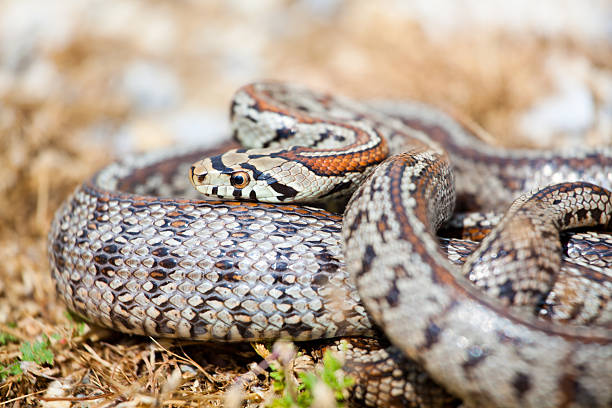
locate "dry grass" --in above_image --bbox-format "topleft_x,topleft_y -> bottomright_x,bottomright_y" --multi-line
0,3 -> 610,407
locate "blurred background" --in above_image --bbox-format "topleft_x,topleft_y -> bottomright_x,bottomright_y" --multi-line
0,0 -> 611,404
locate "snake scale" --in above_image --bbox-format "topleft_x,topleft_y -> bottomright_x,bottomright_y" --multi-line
49,82 -> 612,407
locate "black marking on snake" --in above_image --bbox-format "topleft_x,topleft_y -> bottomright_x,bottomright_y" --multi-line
321,180 -> 353,198
539,228 -> 556,240
586,208 -> 602,224
232,188 -> 242,198
320,262 -> 339,273
151,247 -> 170,258
190,320 -> 209,337
158,323 -> 176,335
424,322 -> 442,349
310,129 -> 333,147
229,98 -> 239,120
94,254 -> 107,264
210,154 -> 233,174
99,266 -> 114,279
358,244 -> 376,277
385,279 -> 400,307
278,225 -> 298,235
159,258 -> 177,269
248,149 -> 289,160
103,244 -> 118,254
315,252 -> 338,273
239,162 -> 265,181
269,181 -> 298,200
375,214 -> 392,243
345,209 -> 365,240
108,256 -> 123,266
211,186 -> 218,196
263,127 -> 296,148
321,224 -> 341,234
461,346 -> 489,374
295,104 -> 311,112
240,162 -> 294,200
495,329 -> 524,347
512,372 -> 531,400
53,250 -> 65,269
315,253 -> 333,263
214,260 -> 234,270
111,313 -> 135,332
498,280 -> 517,304
226,249 -> 244,258
559,371 -> 597,407
538,300 -> 557,319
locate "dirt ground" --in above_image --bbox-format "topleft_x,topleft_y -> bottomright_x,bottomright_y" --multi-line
0,1 -> 610,406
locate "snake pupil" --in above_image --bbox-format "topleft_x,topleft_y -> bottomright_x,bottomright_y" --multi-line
230,171 -> 249,188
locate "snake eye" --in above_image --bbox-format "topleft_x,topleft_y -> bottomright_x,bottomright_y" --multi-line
230,171 -> 250,189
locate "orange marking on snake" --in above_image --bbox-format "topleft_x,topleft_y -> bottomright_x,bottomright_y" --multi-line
243,84 -> 390,175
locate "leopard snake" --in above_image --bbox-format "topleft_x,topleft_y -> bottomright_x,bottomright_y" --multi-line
49,82 -> 612,407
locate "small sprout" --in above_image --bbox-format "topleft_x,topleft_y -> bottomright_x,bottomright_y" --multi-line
0,332 -> 18,346
64,311 -> 88,336
75,322 -> 88,336
266,345 -> 354,408
0,362 -> 23,382
0,322 -> 19,345
20,335 -> 54,366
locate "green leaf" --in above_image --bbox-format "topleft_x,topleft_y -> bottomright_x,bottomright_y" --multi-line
268,394 -> 293,408
20,335 -> 54,365
266,346 -> 354,407
64,311 -> 88,336
0,332 -> 18,346
0,362 -> 22,382
76,322 -> 87,336
0,323 -> 18,345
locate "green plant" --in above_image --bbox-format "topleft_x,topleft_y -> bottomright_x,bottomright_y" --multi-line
64,311 -> 88,336
20,335 -> 54,366
267,349 -> 354,408
0,313 -> 89,383
0,362 -> 22,381
0,323 -> 18,345
0,335 -> 55,382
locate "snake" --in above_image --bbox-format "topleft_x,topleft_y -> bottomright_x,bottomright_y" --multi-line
48,82 -> 612,407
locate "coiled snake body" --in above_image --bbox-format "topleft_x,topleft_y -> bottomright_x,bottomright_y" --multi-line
49,83 -> 612,407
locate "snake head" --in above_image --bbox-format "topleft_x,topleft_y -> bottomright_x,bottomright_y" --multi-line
190,148 -> 302,203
